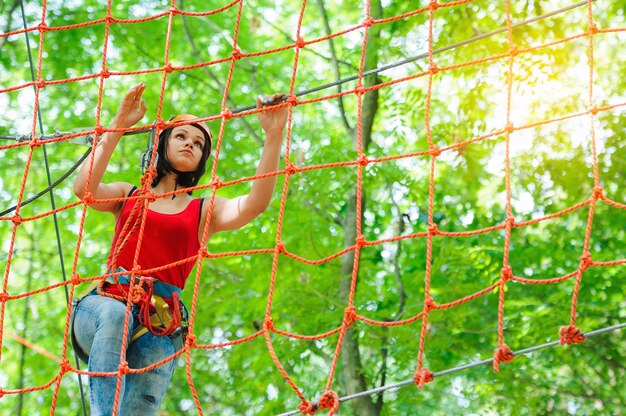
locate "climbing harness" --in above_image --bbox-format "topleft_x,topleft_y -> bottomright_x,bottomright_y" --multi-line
70,270 -> 189,363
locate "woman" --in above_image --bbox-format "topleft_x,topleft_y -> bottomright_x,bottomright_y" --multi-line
71,83 -> 288,415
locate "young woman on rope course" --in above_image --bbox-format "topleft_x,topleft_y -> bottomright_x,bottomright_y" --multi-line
71,82 -> 288,415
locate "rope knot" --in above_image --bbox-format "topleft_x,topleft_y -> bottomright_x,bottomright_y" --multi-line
198,247 -> 208,258
140,167 -> 156,189
298,400 -> 318,415
413,368 -> 434,389
100,67 -> 111,78
362,16 -> 374,28
285,162 -> 298,175
429,63 -> 439,75
509,44 -> 519,57
430,146 -> 441,157
169,5 -> 179,14
354,86 -> 366,96
210,177 -> 223,189
129,284 -> 146,304
505,121 -> 515,134
592,186 -> 603,201
83,191 -> 95,205
0,387 -> 4,398
428,224 -> 439,235
221,108 -> 234,120
429,0 -> 439,11
37,22 -> 48,32
318,391 -> 339,412
118,361 -> 130,375
357,153 -> 369,166
589,105 -> 599,115
59,358 -> 72,375
186,334 -> 197,348
232,47 -> 243,61
29,137 -> 42,148
69,274 -> 81,286
344,306 -> 357,326
286,95 -> 299,106
295,36 -> 306,48
36,79 -> 46,89
423,296 -> 436,312
163,62 -> 174,73
500,265 -> 513,282
505,215 -> 515,228
275,241 -> 287,254
354,235 -> 366,248
94,125 -> 105,136
579,252 -> 593,272
0,292 -> 9,302
493,344 -> 514,372
11,215 -> 23,226
104,13 -> 114,24
588,22 -> 599,35
263,317 -> 274,331
146,191 -> 158,204
155,119 -> 167,131
560,325 -> 586,345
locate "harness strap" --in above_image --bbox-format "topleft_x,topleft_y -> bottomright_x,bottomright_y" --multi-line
102,274 -> 182,298
95,273 -> 185,338
71,271 -> 188,363
137,281 -> 182,338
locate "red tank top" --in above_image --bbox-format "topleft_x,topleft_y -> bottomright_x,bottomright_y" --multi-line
107,188 -> 203,289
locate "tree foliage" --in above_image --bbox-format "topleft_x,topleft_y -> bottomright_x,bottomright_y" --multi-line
1,0 -> 625,415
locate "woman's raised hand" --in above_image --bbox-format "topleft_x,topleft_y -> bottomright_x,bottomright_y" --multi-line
257,93 -> 289,137
112,83 -> 147,128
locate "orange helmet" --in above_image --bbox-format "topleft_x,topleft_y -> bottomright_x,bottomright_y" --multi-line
168,114 -> 212,150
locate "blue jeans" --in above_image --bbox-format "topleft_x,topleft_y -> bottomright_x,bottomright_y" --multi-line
73,293 -> 177,416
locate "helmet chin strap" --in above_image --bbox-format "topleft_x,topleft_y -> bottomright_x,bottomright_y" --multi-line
169,166 -> 185,200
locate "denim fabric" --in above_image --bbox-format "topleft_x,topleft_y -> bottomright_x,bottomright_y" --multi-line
73,293 -> 176,416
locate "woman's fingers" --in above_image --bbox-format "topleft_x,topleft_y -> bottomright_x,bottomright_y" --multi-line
259,93 -> 287,107
127,83 -> 145,102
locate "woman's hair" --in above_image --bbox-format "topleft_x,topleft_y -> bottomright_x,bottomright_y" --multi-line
150,125 -> 212,193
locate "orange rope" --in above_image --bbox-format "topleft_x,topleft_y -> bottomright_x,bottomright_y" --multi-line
1,1 -> 624,415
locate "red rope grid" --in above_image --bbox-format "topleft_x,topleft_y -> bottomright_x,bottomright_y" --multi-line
0,0 -> 624,414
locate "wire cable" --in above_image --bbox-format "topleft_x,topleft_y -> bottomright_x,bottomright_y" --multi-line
0,147 -> 91,217
277,322 -> 626,416
0,0 -> 594,142
17,1 -> 89,413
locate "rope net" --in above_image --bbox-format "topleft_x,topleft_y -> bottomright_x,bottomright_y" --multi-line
1,0 -> 625,414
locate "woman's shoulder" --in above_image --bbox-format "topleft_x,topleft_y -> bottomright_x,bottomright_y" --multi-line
197,195 -> 229,203
109,181 -> 136,197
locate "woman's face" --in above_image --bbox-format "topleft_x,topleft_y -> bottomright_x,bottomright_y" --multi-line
166,125 -> 207,172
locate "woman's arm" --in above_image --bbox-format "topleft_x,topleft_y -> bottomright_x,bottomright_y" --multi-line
206,94 -> 289,235
73,83 -> 147,213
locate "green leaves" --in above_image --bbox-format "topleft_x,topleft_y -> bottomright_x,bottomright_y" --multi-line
1,1 -> 625,415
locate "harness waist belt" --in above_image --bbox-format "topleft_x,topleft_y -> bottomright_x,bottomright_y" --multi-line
107,274 -> 182,299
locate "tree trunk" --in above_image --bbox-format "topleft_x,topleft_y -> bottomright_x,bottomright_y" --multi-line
337,1 -> 382,415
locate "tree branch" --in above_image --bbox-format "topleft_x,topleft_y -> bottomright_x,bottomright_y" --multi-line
178,0 -> 263,145
315,0 -> 354,135
249,3 -> 358,72
374,187 -> 407,410
336,0 -> 383,412
387,187 -> 407,320
375,327 -> 388,413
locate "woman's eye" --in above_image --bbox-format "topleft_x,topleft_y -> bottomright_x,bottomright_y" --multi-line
195,142 -> 203,148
